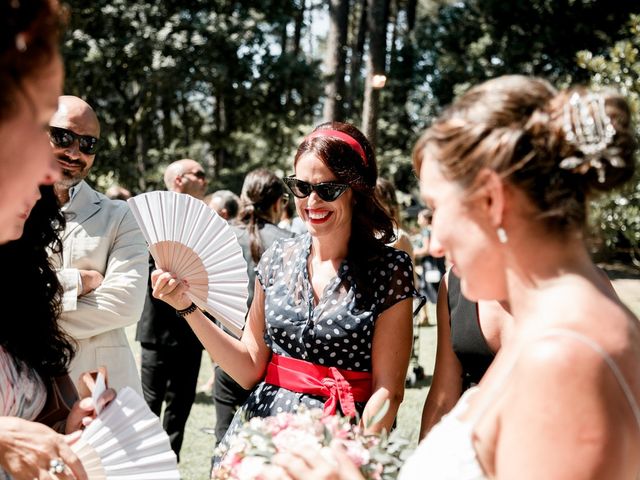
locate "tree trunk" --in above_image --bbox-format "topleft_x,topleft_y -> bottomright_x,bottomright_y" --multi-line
388,0 -> 398,69
214,88 -> 228,176
347,0 -> 367,116
361,0 -> 388,148
292,0 -> 305,56
406,0 -> 417,31
322,0 -> 350,122
135,129 -> 147,192
280,22 -> 288,57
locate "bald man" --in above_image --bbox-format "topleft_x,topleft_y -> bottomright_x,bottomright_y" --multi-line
50,96 -> 147,394
136,158 -> 208,459
163,158 -> 208,200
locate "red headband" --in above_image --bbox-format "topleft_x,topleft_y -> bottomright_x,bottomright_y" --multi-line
306,129 -> 368,166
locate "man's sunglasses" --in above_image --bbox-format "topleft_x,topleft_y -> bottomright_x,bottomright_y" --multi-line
49,127 -> 99,155
182,170 -> 206,180
283,177 -> 349,202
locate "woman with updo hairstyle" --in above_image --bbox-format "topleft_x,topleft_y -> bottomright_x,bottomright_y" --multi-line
152,122 -> 420,471
261,77 -> 640,480
401,75 -> 640,478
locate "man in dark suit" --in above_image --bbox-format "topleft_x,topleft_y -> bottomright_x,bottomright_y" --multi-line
136,159 -> 208,460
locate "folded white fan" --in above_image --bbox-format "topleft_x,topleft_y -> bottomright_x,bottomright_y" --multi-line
71,387 -> 180,480
128,191 -> 249,336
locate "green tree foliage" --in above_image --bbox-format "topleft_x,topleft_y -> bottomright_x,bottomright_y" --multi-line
577,14 -> 640,263
62,0 -> 322,193
61,0 -> 638,252
374,0 -> 638,218
416,0 -> 637,108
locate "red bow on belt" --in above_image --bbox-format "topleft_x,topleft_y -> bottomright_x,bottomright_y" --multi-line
264,354 -> 373,417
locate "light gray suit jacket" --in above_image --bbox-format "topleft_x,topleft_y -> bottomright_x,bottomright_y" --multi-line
53,181 -> 147,394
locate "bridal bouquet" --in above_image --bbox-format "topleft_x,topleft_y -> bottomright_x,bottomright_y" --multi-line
212,406 -> 411,480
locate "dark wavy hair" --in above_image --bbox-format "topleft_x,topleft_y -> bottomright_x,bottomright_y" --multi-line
238,168 -> 286,263
0,185 -> 75,377
1,0 -> 67,121
294,122 -> 394,260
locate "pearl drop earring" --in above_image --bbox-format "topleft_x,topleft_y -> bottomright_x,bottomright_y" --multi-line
497,227 -> 508,244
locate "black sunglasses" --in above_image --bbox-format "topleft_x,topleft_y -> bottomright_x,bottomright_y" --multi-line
283,177 -> 349,202
182,170 -> 206,180
49,127 -> 99,155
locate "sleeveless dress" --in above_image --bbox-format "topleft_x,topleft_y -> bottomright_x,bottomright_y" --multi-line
448,272 -> 495,391
0,346 -> 47,480
399,329 -> 640,479
417,228 -> 445,304
214,233 -> 420,460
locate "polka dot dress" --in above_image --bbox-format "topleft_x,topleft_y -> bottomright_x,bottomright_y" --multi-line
213,233 -> 420,462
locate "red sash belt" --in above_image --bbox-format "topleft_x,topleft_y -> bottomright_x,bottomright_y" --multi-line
264,354 -> 372,418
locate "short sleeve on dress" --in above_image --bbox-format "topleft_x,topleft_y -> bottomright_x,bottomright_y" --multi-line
255,237 -> 286,290
373,248 -> 420,312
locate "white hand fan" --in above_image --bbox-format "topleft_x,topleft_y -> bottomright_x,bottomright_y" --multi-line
71,387 -> 180,479
128,191 -> 249,336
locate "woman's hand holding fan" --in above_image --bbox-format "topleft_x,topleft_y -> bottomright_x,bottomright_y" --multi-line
150,269 -> 194,311
65,388 -> 116,434
70,387 -> 180,479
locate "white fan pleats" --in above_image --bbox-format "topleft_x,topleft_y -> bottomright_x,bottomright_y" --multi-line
71,387 -> 180,479
128,191 -> 249,336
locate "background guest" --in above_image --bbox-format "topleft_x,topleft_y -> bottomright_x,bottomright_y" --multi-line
278,193 -> 307,235
105,184 -> 132,201
211,169 -> 294,446
413,209 -> 446,306
209,189 -> 240,222
49,95 -> 147,394
375,177 -> 414,258
198,188 -> 241,395
419,269 -> 511,439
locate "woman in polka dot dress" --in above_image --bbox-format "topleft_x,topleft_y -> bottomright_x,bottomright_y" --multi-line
150,122 -> 422,465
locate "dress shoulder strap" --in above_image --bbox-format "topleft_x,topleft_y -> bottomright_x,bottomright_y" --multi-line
540,328 -> 640,434
466,328 -> 640,435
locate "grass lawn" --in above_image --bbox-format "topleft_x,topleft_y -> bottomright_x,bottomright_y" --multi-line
127,277 -> 640,479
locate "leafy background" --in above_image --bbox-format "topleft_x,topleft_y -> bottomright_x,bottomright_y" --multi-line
61,0 -> 640,258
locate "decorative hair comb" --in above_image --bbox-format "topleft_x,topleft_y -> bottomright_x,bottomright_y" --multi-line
559,92 -> 624,183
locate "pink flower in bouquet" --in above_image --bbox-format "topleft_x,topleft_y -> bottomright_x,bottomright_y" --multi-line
272,425 -> 323,453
